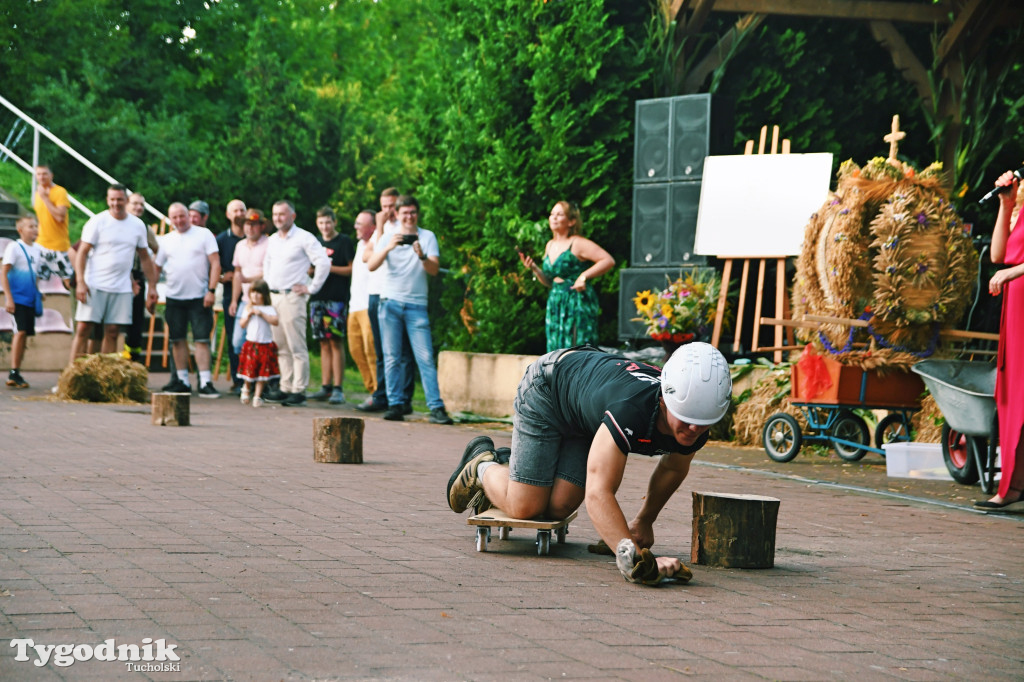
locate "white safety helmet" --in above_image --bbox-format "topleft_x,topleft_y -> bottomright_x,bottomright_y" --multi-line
660,342 -> 732,425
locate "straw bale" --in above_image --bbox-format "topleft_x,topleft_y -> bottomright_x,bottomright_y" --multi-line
57,353 -> 149,403
911,393 -> 943,443
732,365 -> 807,447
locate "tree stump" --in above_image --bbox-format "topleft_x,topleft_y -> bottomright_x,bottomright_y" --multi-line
313,416 -> 364,463
151,392 -> 190,426
691,491 -> 780,568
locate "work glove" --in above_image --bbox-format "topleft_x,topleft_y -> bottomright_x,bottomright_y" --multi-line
615,539 -> 693,585
615,539 -> 663,585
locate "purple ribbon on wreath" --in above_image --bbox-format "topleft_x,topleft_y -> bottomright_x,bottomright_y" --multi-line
817,310 -> 873,355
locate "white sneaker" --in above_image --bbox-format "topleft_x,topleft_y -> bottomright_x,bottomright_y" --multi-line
252,396 -> 264,408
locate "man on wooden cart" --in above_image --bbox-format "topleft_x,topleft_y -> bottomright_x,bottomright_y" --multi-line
447,342 -> 732,585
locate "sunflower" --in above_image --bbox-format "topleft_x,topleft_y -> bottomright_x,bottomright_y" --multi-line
633,290 -> 655,315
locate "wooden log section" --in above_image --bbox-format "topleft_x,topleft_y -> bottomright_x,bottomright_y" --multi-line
151,392 -> 190,426
691,491 -> 780,568
313,416 -> 364,464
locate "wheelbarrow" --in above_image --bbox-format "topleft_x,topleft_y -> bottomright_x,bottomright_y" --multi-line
910,360 -> 999,493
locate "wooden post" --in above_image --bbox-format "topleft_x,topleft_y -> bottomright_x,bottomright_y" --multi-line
313,416 -> 364,464
691,491 -> 780,568
151,392 -> 190,426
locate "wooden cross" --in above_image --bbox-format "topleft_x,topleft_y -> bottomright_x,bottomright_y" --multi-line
884,115 -> 906,162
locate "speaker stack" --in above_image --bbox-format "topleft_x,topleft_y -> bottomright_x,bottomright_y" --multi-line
618,94 -> 734,340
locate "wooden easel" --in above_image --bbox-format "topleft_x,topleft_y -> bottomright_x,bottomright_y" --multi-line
710,125 -> 794,363
144,219 -> 171,369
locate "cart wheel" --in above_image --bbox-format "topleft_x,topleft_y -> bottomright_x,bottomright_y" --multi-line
556,526 -> 567,544
498,526 -> 510,540
476,526 -> 489,552
875,413 -> 911,449
831,409 -> 870,461
973,435 -> 993,494
537,530 -> 550,555
762,413 -> 802,462
940,424 -> 978,485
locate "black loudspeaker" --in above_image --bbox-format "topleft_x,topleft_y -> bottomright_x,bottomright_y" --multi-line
631,182 -> 705,267
633,94 -> 734,183
634,99 -> 672,183
618,266 -> 716,340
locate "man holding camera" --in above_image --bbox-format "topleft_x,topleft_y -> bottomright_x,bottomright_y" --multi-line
364,195 -> 453,424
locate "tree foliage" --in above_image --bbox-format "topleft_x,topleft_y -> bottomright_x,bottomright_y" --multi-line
2,1 -> 1021,353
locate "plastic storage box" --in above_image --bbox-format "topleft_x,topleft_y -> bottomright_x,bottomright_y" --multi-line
883,442 -> 952,481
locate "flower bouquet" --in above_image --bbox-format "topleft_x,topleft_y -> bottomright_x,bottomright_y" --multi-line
632,270 -> 723,345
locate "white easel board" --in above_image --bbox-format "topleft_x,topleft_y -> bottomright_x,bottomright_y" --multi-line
694,153 -> 833,258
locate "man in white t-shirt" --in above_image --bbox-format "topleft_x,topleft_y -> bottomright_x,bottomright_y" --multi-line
154,202 -> 221,397
70,184 -> 158,363
365,195 -> 452,424
347,209 -> 378,394
356,187 -> 415,413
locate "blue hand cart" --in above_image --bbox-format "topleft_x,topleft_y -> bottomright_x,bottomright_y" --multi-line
762,358 -> 924,463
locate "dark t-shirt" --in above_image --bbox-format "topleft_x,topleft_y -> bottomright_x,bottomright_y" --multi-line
550,350 -> 709,457
312,233 -> 354,302
215,229 -> 243,307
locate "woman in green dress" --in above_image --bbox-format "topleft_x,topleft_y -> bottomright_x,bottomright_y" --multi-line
519,201 -> 615,352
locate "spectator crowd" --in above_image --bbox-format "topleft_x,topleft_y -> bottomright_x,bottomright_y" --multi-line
2,167 -> 454,425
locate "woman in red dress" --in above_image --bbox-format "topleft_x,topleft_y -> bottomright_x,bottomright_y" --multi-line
976,168 -> 1024,512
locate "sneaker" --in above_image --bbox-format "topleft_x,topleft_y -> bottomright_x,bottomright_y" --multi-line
401,403 -> 414,416
355,397 -> 387,412
495,447 -> 511,464
240,388 -> 251,405
310,386 -> 332,401
382,406 -> 405,421
282,392 -> 307,407
429,407 -> 454,425
6,371 -> 28,389
231,383 -> 244,396
327,388 -> 346,405
162,378 -> 191,393
160,374 -> 187,391
198,383 -> 221,399
263,388 -> 287,403
447,436 -> 496,513
252,396 -> 264,408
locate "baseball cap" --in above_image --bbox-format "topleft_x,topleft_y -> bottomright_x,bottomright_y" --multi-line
188,200 -> 210,216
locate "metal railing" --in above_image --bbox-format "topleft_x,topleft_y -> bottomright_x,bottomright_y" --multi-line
0,93 -> 169,225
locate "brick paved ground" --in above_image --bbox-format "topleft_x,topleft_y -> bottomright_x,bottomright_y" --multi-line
1,371 -> 1022,681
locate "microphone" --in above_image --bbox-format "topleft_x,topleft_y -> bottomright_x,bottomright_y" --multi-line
978,166 -> 1024,204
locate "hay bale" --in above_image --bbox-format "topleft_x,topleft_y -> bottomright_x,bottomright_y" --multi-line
731,364 -> 807,447
58,353 -> 149,403
911,392 -> 943,443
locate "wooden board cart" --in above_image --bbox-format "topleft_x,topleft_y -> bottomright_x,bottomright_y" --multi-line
911,360 -> 999,493
467,508 -> 577,556
762,356 -> 924,463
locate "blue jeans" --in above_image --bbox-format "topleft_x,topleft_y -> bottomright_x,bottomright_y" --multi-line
378,298 -> 444,410
368,293 -> 414,406
232,300 -> 247,355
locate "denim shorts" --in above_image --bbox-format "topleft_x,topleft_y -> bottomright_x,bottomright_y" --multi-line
164,297 -> 213,343
509,350 -> 590,488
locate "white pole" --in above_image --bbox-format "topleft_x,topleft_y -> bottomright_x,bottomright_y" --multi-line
0,93 -> 168,224
31,127 -> 39,199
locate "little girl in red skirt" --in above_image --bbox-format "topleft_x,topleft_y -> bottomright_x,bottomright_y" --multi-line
236,279 -> 280,407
